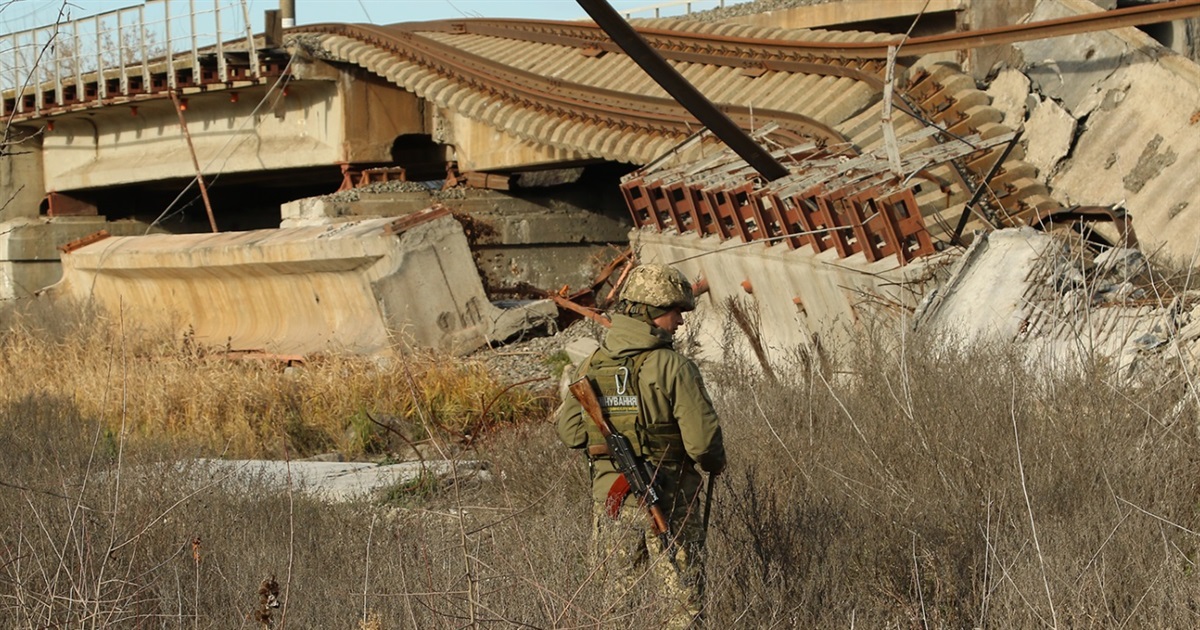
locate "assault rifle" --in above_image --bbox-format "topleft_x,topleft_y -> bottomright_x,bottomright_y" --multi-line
569,377 -> 677,560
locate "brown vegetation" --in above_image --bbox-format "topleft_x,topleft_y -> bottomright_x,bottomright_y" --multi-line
0,299 -> 547,459
1,299 -> 1199,627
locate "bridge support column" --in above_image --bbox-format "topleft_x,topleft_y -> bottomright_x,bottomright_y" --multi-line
442,112 -> 590,172
0,128 -> 46,223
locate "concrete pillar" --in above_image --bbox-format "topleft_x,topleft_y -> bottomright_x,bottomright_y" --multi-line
0,126 -> 46,222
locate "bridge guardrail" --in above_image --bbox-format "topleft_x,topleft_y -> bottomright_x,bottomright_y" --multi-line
0,0 -> 258,118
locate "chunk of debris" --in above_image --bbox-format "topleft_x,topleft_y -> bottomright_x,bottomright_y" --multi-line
914,227 -> 1197,380
1023,97 -> 1077,177
985,67 -> 1033,127
46,209 -> 556,356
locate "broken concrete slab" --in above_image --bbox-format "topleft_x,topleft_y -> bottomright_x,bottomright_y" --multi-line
1006,0 -> 1200,262
1015,0 -> 1159,118
47,210 -> 556,356
1044,56 -> 1200,259
0,216 -> 159,300
282,188 -> 631,291
190,458 -> 490,503
913,227 -> 1054,345
914,227 -> 1189,379
1022,96 -> 1077,177
985,67 -> 1033,128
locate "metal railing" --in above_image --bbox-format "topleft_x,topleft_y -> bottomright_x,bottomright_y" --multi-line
619,0 -> 754,19
0,0 -> 257,116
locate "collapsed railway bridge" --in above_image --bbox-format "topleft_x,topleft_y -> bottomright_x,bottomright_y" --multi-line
3,0 -> 1200,365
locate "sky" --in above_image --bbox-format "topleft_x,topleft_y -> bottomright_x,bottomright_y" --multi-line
0,0 -> 743,33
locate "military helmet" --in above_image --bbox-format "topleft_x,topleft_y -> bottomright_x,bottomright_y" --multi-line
620,263 -> 696,312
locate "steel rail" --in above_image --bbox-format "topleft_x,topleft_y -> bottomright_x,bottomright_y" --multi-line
888,0 -> 1200,58
406,0 -> 1200,62
403,18 -> 889,88
301,23 -> 848,145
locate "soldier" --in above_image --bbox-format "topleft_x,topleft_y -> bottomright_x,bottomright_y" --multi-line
557,262 -> 726,628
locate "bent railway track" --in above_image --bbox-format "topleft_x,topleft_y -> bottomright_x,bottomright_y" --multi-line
417,0 -> 1200,62
301,22 -> 854,148
293,13 -> 1061,247
298,0 -> 1200,144
9,1 -> 1197,255
292,1 -> 1199,256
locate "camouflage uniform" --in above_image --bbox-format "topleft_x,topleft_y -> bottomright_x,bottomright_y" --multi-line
557,264 -> 726,628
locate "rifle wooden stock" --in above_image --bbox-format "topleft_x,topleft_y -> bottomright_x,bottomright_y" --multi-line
569,378 -> 613,437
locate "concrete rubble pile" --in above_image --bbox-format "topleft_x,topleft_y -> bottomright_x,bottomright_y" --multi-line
989,0 -> 1200,261
624,0 -> 1200,381
914,226 -> 1200,381
904,0 -> 1200,380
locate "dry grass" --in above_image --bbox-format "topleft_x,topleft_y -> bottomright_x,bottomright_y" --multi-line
0,298 -> 550,459
1,298 -> 1199,627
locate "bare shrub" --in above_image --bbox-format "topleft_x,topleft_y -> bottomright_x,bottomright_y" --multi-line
703,331 -> 1200,627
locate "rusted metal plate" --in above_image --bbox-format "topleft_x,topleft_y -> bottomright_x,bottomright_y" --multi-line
45,191 -> 98,217
57,230 -> 111,254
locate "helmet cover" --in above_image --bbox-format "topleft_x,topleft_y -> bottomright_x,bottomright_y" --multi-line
619,263 -> 695,312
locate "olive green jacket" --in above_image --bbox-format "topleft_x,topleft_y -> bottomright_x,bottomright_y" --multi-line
556,313 -> 726,477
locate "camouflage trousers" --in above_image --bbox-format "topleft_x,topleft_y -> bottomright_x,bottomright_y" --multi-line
590,465 -> 709,629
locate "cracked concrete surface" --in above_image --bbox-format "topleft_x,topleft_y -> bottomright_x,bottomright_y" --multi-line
985,67 -> 1033,127
1016,0 -> 1148,118
1122,134 -> 1178,194
1022,96 -> 1077,178
913,228 -> 1190,381
997,0 -> 1200,260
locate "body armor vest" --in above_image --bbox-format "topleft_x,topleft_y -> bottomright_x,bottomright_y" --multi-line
582,349 -> 687,464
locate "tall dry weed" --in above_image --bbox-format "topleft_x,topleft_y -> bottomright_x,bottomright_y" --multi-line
703,331 -> 1200,627
2,298 -> 1199,627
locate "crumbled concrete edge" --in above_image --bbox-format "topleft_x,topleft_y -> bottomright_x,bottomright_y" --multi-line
911,232 -> 993,330
188,458 -> 492,504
